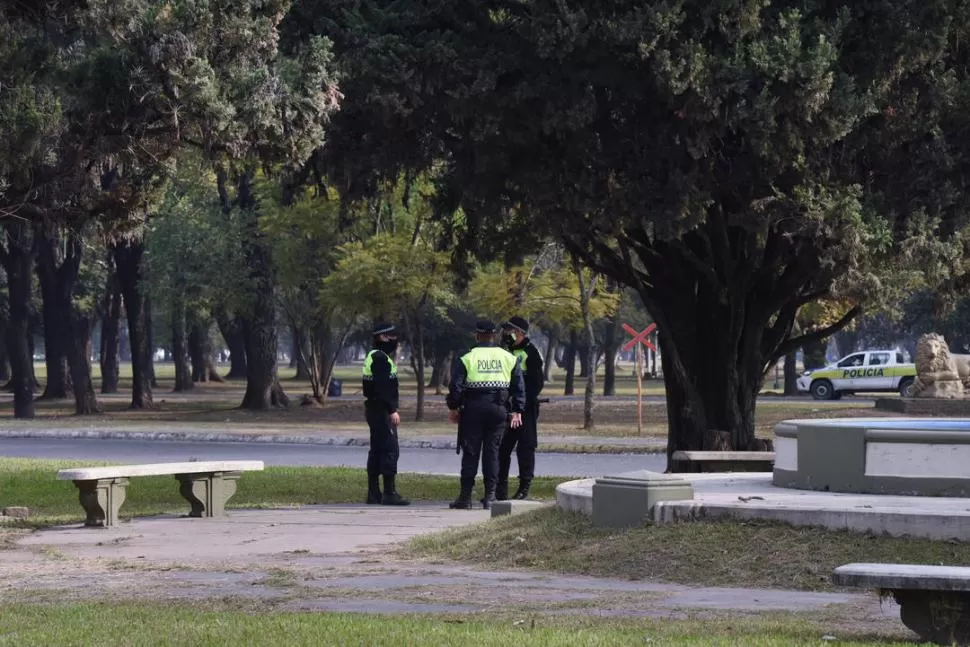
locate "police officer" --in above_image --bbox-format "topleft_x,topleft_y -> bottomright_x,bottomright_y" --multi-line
497,316 -> 544,500
446,319 -> 526,510
362,322 -> 409,506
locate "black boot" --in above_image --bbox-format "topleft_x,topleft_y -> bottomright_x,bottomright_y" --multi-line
449,478 -> 474,509
495,481 -> 509,501
381,474 -> 410,506
366,471 -> 382,504
482,490 -> 496,509
512,479 -> 532,500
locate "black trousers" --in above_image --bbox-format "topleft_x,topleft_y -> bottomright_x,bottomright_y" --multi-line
366,405 -> 400,476
459,399 -> 507,493
499,401 -> 538,482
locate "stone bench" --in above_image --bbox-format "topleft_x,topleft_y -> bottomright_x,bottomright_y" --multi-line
670,450 -> 775,473
56,461 -> 264,528
832,562 -> 970,646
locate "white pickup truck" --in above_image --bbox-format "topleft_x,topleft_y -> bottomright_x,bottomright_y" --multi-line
797,349 -> 916,400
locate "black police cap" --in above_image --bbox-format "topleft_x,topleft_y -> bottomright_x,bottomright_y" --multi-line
373,322 -> 396,336
502,316 -> 529,334
475,319 -> 497,334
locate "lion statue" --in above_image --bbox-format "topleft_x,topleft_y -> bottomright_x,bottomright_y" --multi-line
912,333 -> 970,398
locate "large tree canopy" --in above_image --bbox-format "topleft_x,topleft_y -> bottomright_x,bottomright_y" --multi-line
315,0 -> 970,463
1,0 -> 341,416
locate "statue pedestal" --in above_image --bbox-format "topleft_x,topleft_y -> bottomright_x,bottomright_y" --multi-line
920,379 -> 965,399
876,398 -> 970,415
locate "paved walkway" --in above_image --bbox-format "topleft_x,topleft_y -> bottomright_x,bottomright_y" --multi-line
559,472 -> 970,540
2,504 -> 903,630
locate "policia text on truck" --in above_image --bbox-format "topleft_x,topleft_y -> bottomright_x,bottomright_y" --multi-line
796,350 -> 916,400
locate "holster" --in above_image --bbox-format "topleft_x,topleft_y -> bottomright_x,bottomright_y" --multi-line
455,407 -> 464,455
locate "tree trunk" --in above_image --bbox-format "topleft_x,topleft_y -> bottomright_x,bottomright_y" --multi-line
36,236 -> 73,400
659,329 -> 762,471
36,221 -> 88,403
240,314 -> 286,409
413,318 -> 426,422
99,255 -> 122,393
2,220 -> 36,418
307,320 -> 350,406
441,351 -> 453,392
835,329 -> 859,357
171,296 -> 192,392
0,318 -> 11,383
237,172 -> 285,410
67,308 -> 100,414
577,341 -> 590,378
39,223 -> 99,416
188,315 -> 223,383
802,339 -> 828,370
784,351 -> 798,396
544,334 -> 555,383
427,358 -> 441,389
216,308 -> 247,379
114,241 -> 154,409
429,351 -> 451,395
563,330 -> 578,395
290,324 -> 311,380
650,286 -> 777,470
188,318 -> 206,382
602,316 -> 619,396
575,259 -> 597,429
145,295 -> 157,388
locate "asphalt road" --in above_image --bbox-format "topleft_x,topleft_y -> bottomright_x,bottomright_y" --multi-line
394,394 -> 876,405
0,437 -> 666,477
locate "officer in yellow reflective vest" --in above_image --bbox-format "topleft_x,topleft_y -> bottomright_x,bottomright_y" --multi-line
362,322 -> 409,506
497,316 -> 544,501
446,319 -> 526,509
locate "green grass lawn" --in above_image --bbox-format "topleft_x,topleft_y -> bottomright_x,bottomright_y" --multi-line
0,458 -> 568,527
0,602 -> 915,646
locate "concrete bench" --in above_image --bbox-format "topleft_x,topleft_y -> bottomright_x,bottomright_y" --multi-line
833,562 -> 970,646
57,461 -> 264,528
670,451 -> 775,473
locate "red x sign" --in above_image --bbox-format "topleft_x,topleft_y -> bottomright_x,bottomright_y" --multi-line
622,323 -> 657,352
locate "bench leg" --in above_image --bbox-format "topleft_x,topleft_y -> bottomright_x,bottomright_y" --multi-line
175,472 -> 242,518
891,589 -> 970,646
73,478 -> 129,528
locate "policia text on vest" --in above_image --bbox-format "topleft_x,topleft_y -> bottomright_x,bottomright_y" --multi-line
446,322 -> 526,510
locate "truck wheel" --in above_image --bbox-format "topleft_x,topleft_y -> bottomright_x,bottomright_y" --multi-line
899,377 -> 915,398
810,380 -> 835,400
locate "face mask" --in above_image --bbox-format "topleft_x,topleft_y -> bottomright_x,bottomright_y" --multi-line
377,340 -> 398,355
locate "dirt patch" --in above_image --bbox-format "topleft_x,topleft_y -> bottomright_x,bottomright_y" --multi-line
0,542 -> 904,631
0,508 -> 908,637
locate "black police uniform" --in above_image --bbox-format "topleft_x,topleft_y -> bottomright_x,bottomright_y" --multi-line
362,322 -> 409,506
446,319 -> 526,510
497,317 -> 544,500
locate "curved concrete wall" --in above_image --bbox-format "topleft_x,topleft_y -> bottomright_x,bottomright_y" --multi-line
773,418 -> 970,496
555,478 -> 595,515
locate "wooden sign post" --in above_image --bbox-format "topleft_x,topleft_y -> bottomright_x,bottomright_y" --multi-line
622,323 -> 657,437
